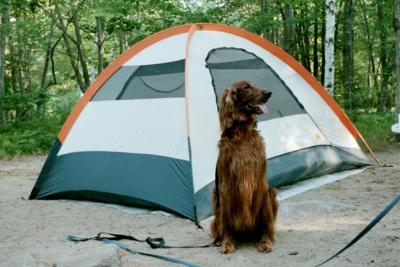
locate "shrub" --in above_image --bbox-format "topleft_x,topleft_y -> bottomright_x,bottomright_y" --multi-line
352,111 -> 399,151
0,89 -> 78,158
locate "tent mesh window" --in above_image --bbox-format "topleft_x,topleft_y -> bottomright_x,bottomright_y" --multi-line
206,48 -> 305,121
92,59 -> 185,101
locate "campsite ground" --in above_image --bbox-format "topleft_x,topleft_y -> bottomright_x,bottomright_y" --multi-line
0,147 -> 399,267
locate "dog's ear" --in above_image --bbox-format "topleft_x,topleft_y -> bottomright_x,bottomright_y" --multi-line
231,80 -> 251,90
219,89 -> 235,131
225,91 -> 233,104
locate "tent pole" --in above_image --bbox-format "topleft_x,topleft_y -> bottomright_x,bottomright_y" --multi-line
185,24 -> 200,223
357,133 -> 382,167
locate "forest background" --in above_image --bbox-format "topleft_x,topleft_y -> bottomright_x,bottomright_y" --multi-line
0,0 -> 399,157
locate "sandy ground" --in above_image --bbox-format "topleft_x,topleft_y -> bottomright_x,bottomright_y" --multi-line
0,148 -> 399,267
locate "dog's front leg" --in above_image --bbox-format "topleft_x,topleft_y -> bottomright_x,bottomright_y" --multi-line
257,187 -> 277,253
211,188 -> 223,245
257,215 -> 274,253
212,206 -> 236,253
218,208 -> 236,254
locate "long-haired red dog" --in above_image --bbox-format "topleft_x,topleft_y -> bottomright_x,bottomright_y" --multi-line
211,80 -> 278,254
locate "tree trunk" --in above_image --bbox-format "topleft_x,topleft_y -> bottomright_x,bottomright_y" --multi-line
360,0 -> 376,108
96,16 -> 104,75
395,0 -> 400,118
0,2 -> 9,127
343,0 -> 354,110
378,1 -> 389,111
301,17 -> 311,71
260,0 -> 273,40
22,36 -> 32,92
40,23 -> 55,91
313,20 -> 319,78
0,3 -> 7,95
282,3 -> 296,54
294,16 -> 305,63
8,35 -> 17,92
119,33 -> 124,55
54,2 -> 85,91
72,14 -> 90,90
15,18 -> 24,92
324,0 -> 335,96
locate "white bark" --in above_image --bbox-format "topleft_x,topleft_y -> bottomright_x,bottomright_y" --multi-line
324,0 -> 336,96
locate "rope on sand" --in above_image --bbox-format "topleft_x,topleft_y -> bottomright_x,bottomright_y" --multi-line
314,193 -> 400,266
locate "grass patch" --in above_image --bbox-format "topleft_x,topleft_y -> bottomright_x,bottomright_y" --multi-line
0,89 -> 78,158
352,112 -> 399,151
0,113 -> 68,158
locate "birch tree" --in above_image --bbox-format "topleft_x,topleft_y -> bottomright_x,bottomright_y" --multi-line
324,0 -> 335,96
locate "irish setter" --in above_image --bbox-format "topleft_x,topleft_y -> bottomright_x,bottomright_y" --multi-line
211,80 -> 278,254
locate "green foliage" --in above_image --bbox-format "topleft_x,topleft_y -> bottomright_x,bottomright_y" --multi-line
0,89 -> 79,158
0,117 -> 60,157
352,112 -> 399,151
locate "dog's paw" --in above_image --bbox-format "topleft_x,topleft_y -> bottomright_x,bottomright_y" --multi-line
219,240 -> 236,254
257,239 -> 272,253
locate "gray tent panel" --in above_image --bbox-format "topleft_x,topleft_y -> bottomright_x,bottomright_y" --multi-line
92,66 -> 139,101
206,48 -> 305,121
206,48 -> 257,64
92,60 -> 185,101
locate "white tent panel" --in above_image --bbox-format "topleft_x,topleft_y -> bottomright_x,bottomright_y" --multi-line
185,37 -> 220,193
58,98 -> 190,161
259,114 -> 329,158
123,33 -> 188,66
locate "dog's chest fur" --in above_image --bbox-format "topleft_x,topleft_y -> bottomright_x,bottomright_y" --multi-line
217,129 -> 267,230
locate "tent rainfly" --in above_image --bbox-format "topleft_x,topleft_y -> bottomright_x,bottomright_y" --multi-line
30,24 -> 370,222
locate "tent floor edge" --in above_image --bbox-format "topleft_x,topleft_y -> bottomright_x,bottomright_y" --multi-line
36,190 -> 196,221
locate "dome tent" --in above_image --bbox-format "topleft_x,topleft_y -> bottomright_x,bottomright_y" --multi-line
29,23 -> 370,222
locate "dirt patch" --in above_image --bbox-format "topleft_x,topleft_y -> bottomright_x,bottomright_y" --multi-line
0,149 -> 399,266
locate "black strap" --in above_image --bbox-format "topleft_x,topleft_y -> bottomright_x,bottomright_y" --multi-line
68,233 -> 210,266
315,193 -> 400,267
68,232 -> 145,243
97,238 -> 201,267
68,232 -> 215,249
